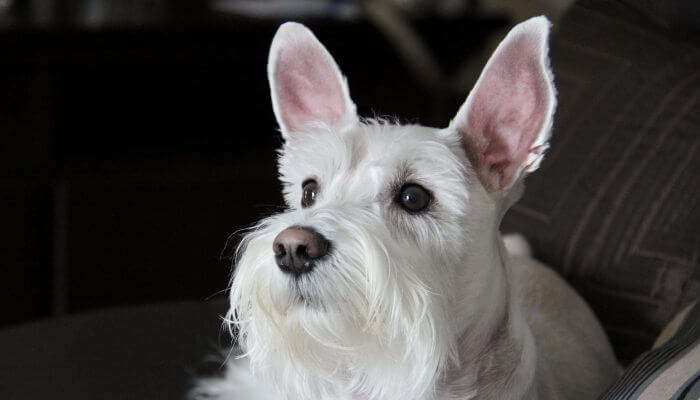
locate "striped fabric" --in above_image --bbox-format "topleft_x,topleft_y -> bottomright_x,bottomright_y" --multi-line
599,301 -> 700,399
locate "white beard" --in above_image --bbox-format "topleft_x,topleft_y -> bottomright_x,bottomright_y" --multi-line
228,129 -> 470,399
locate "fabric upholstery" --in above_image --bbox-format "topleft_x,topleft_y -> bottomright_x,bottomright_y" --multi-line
599,301 -> 700,399
502,0 -> 700,362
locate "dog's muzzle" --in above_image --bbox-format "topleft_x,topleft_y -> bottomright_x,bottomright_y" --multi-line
272,226 -> 330,276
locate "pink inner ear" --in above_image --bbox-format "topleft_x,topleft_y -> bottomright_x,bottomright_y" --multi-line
463,31 -> 551,190
275,41 -> 347,132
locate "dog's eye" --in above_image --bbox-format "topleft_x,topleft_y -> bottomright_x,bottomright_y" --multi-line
301,179 -> 318,208
397,184 -> 430,212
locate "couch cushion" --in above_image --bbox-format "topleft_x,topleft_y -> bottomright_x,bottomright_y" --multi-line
501,0 -> 700,362
599,300 -> 699,399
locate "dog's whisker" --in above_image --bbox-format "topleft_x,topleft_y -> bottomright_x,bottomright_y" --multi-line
204,288 -> 230,302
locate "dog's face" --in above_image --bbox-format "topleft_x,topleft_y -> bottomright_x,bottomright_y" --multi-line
229,18 -> 555,399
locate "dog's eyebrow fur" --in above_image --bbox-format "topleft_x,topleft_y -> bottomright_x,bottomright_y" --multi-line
383,163 -> 413,201
380,163 -> 441,245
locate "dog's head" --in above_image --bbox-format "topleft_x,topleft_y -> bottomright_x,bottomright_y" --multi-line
229,18 -> 555,399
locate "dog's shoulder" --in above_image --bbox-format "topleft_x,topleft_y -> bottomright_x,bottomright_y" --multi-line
508,254 -> 621,399
508,252 -> 610,354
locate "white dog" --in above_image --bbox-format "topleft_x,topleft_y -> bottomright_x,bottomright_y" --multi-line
192,16 -> 620,400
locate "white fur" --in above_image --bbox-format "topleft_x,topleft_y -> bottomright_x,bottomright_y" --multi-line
192,17 -> 619,400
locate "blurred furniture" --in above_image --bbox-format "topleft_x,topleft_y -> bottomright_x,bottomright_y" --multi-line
0,300 -> 229,400
599,300 -> 699,399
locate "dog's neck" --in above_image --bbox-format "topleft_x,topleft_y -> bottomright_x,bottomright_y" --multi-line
442,204 -> 537,399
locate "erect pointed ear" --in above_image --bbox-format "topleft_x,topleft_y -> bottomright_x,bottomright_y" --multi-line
450,16 -> 556,192
268,22 -> 358,137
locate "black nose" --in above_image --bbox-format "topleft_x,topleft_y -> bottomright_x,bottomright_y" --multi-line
273,226 -> 330,276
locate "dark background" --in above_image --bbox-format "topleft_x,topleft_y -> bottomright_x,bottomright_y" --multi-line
0,0 -> 507,327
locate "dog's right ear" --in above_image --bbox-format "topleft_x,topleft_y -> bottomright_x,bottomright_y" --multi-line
268,22 -> 358,138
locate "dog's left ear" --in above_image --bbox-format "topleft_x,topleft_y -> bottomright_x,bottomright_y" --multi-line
268,22 -> 358,137
450,16 -> 556,192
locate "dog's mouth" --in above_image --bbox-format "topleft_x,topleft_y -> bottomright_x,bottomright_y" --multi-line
287,274 -> 318,307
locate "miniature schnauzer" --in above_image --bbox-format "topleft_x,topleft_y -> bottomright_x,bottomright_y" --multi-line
192,16 -> 620,400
